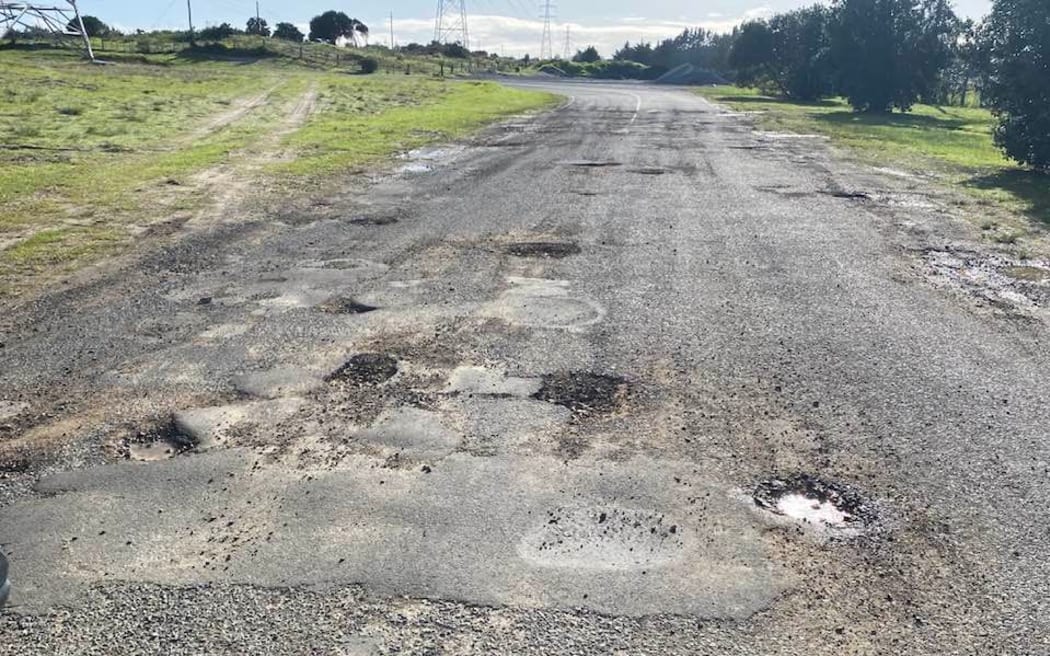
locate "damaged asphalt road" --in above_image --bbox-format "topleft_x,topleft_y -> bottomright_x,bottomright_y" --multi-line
1,79 -> 1050,654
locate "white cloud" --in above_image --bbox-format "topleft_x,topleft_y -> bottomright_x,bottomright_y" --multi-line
373,12 -> 760,57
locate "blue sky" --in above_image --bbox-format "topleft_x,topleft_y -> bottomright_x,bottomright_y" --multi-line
81,0 -> 993,56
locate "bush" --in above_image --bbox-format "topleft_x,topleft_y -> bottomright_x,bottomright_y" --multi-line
983,0 -> 1050,170
359,57 -> 379,74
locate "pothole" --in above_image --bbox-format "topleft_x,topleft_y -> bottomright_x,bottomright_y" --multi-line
925,248 -> 1050,310
753,474 -> 873,529
821,190 -> 871,200
1003,265 -> 1050,283
533,372 -> 628,415
504,241 -> 581,259
326,353 -> 399,385
518,505 -> 685,569
349,214 -> 399,226
125,416 -> 198,462
566,161 -> 621,168
317,297 -> 379,314
628,168 -> 669,175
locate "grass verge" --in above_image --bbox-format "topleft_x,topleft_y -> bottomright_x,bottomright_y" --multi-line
697,85 -> 1050,238
0,48 -> 556,294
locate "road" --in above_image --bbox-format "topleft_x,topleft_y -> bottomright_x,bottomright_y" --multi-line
1,79 -> 1049,654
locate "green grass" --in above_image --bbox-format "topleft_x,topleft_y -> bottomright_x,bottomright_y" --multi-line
0,47 -> 555,293
697,85 -> 1050,234
283,78 -> 559,175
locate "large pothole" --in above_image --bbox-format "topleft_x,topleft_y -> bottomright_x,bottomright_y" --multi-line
753,474 -> 874,529
317,297 -> 379,314
504,241 -> 581,259
326,354 -> 399,385
518,505 -> 685,569
124,416 -> 198,462
532,372 -> 628,415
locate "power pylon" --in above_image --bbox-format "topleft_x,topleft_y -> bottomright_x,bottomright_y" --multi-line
434,0 -> 469,49
562,25 -> 571,60
0,1 -> 94,60
538,0 -> 554,60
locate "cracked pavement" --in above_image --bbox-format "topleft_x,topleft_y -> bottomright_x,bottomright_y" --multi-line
1,79 -> 1049,654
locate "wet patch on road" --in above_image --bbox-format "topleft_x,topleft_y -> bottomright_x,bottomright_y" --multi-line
317,297 -> 379,314
627,168 -> 670,176
753,473 -> 875,529
533,372 -> 628,415
503,241 -> 581,259
327,354 -> 400,385
924,248 -> 1050,314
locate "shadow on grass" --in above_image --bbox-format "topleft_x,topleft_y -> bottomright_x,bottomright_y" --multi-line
966,169 -> 1050,227
715,95 -> 841,108
815,110 -> 970,131
176,44 -> 277,63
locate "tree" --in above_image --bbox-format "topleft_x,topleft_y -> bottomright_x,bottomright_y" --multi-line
68,15 -> 111,37
197,23 -> 239,40
830,0 -> 958,112
767,6 -> 836,100
729,21 -> 775,85
273,22 -> 304,42
246,17 -> 270,37
572,46 -> 601,63
309,11 -> 368,45
983,0 -> 1050,170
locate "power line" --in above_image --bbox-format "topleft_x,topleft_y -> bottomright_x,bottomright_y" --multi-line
538,0 -> 554,59
434,0 -> 469,48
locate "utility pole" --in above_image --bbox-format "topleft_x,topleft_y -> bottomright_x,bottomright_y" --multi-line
389,11 -> 394,48
539,0 -> 554,60
186,0 -> 194,43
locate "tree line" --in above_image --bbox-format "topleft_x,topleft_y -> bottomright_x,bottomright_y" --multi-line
46,11 -> 368,47
611,0 -> 1048,171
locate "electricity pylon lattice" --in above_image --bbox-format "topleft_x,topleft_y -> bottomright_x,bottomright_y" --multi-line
0,1 -> 94,60
562,25 -> 571,60
434,0 -> 468,49
538,0 -> 554,60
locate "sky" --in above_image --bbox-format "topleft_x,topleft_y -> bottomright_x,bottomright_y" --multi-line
80,0 -> 993,57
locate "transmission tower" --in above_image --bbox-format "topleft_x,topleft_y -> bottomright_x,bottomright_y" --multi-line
434,0 -> 469,49
538,0 -> 554,60
0,1 -> 94,60
562,25 -> 571,60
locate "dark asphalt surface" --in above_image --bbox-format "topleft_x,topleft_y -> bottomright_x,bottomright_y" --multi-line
1,79 -> 1049,654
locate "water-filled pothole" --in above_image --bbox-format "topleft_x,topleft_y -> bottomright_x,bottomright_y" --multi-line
326,353 -> 399,385
533,372 -> 628,414
519,505 -> 685,569
317,297 -> 379,314
504,241 -> 582,259
753,474 -> 873,529
125,416 -> 198,462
